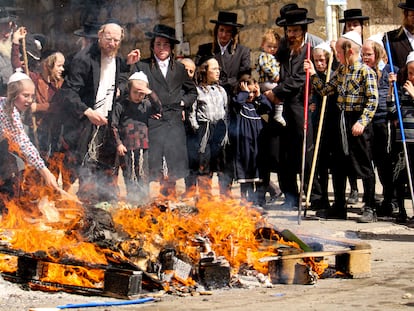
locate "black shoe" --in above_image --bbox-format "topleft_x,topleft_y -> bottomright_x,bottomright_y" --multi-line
310,199 -> 330,211
347,190 -> 359,204
315,208 -> 347,220
357,208 -> 377,223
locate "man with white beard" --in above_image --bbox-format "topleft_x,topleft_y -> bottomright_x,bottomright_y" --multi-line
0,7 -> 18,96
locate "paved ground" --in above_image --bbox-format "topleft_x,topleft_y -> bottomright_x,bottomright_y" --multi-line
1,175 -> 413,310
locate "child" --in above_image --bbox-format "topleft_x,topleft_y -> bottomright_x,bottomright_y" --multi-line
232,75 -> 272,204
256,29 -> 285,126
308,41 -> 338,211
111,71 -> 161,203
387,51 -> 414,224
305,31 -> 379,222
362,36 -> 398,218
188,55 -> 228,196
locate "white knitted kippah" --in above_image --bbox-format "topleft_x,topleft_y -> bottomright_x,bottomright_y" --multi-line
406,51 -> 414,64
367,33 -> 384,49
341,31 -> 362,47
314,41 -> 331,53
129,71 -> 149,83
7,71 -> 31,85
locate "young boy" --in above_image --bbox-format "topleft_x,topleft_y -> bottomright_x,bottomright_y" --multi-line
111,71 -> 161,203
304,31 -> 379,222
256,29 -> 285,126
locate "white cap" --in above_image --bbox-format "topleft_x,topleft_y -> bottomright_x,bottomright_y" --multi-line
406,51 -> 414,64
129,71 -> 148,84
7,71 -> 32,85
367,33 -> 384,49
314,41 -> 331,53
341,31 -> 362,47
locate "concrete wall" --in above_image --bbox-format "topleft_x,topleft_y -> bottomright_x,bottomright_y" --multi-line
14,0 -> 402,65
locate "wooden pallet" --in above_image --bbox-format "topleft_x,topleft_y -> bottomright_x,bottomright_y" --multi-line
260,242 -> 372,284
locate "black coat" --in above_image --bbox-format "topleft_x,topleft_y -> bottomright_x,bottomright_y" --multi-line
385,27 -> 413,72
56,42 -> 130,165
132,58 -> 197,181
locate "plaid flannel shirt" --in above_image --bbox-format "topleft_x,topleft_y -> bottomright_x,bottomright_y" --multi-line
256,52 -> 280,83
0,98 -> 45,170
311,62 -> 378,127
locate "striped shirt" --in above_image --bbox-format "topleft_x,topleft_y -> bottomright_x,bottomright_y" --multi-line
0,97 -> 46,170
311,61 -> 378,127
256,52 -> 280,83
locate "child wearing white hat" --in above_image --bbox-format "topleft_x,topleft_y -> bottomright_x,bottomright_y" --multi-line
304,33 -> 379,223
110,71 -> 162,203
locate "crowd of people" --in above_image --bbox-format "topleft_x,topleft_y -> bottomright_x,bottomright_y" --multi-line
0,2 -> 414,225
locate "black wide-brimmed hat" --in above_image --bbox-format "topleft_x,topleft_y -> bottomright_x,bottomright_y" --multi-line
73,21 -> 102,38
398,0 -> 414,10
339,9 -> 369,23
277,8 -> 315,27
0,6 -> 22,24
275,3 -> 301,26
145,24 -> 180,44
20,33 -> 47,61
210,11 -> 244,28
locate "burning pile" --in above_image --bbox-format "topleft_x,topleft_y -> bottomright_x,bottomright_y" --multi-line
0,193 -> 328,296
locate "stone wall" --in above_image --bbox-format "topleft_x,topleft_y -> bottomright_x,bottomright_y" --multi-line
14,0 -> 401,66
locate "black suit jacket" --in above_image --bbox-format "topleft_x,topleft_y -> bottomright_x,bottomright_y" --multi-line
385,27 -> 413,71
132,58 -> 197,180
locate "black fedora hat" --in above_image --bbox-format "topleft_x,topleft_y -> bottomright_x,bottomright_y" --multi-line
145,24 -> 180,44
275,3 -> 302,26
339,9 -> 369,23
398,0 -> 414,10
74,21 -> 102,38
0,7 -> 22,24
210,11 -> 244,28
277,8 -> 315,27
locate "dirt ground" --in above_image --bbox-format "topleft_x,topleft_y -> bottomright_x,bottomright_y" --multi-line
0,176 -> 413,311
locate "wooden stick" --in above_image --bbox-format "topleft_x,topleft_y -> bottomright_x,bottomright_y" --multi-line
21,34 -> 40,149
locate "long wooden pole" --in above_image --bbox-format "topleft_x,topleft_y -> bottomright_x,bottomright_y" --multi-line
21,33 -> 40,149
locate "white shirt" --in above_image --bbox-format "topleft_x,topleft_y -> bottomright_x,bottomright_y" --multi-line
404,28 -> 414,51
219,41 -> 231,55
95,55 -> 116,117
155,56 -> 170,78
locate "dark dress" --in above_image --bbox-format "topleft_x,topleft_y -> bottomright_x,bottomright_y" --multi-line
232,92 -> 272,182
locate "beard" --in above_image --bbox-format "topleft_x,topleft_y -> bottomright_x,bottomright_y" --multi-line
288,36 -> 304,55
0,36 -> 12,59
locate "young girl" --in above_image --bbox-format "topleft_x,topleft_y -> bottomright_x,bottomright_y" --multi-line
232,75 -> 272,204
188,55 -> 228,196
111,72 -> 161,203
256,29 -> 285,126
362,37 -> 397,218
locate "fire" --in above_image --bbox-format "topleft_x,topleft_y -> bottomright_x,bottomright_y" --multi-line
40,263 -> 104,288
0,185 -> 328,292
